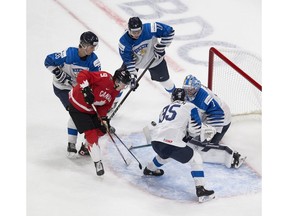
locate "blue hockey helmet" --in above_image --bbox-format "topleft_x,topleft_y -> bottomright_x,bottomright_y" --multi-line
171,88 -> 186,102
182,75 -> 201,100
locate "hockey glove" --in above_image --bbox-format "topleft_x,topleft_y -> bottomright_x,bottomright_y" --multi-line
80,80 -> 94,105
52,67 -> 72,85
130,74 -> 139,91
98,116 -> 111,134
154,43 -> 166,60
200,124 -> 216,142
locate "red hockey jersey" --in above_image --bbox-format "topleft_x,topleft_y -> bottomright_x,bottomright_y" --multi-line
69,70 -> 120,117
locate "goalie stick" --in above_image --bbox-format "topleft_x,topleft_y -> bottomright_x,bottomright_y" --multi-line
129,144 -> 152,150
108,57 -> 156,120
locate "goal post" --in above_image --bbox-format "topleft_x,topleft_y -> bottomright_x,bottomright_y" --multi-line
207,47 -> 262,117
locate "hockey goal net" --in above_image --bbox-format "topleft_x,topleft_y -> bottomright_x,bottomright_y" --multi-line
208,47 -> 262,117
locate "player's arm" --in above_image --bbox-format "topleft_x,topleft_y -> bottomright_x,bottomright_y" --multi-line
89,54 -> 102,71
205,98 -> 225,127
187,107 -> 202,138
154,22 -> 175,47
118,40 -> 136,75
44,49 -> 73,85
118,39 -> 138,90
44,49 -> 66,72
152,22 -> 175,59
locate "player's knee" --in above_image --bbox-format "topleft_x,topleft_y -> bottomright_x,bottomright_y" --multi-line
85,129 -> 99,144
190,151 -> 203,165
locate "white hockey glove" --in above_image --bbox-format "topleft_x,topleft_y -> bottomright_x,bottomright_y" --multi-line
52,67 -> 72,85
200,124 -> 216,142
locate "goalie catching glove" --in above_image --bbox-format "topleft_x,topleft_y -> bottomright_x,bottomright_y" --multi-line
200,124 -> 216,142
80,80 -> 94,105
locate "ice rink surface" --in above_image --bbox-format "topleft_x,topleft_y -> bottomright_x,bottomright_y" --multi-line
4,0 -> 283,215
25,0 -> 263,216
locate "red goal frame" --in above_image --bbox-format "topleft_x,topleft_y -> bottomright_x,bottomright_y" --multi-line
208,47 -> 262,92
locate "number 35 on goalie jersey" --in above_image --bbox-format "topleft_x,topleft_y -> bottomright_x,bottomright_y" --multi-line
152,101 -> 202,147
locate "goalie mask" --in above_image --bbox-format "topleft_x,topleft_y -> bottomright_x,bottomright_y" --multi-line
171,88 -> 186,102
183,75 -> 201,100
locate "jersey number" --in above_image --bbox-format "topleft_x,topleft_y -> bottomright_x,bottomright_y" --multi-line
159,104 -> 181,123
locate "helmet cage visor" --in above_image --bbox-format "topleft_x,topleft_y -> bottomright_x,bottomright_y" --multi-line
128,27 -> 142,38
183,85 -> 198,100
115,79 -> 130,90
80,41 -> 99,50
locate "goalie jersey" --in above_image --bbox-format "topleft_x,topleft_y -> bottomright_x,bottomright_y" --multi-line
188,86 -> 231,133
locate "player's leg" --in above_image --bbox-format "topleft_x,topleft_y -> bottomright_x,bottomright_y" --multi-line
149,59 -> 175,93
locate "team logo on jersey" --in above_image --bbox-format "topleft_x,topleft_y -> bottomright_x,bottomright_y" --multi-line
134,44 -> 148,54
99,90 -> 112,102
163,138 -> 173,143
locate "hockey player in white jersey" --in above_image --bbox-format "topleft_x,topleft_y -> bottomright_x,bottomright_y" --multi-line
182,74 -> 246,168
143,88 -> 215,203
44,31 -> 101,156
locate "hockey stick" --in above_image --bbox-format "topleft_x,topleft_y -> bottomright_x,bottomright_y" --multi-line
91,104 -> 129,166
129,144 -> 152,150
111,132 -> 143,170
68,82 -> 129,165
108,57 -> 156,120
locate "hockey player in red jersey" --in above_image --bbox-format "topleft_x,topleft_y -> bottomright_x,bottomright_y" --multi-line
68,69 -> 131,176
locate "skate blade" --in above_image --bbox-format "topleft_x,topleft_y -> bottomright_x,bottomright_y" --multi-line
198,194 -> 215,203
235,156 -> 247,169
96,170 -> 105,176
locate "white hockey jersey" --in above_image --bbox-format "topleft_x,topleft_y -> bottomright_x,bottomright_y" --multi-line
151,100 -> 202,147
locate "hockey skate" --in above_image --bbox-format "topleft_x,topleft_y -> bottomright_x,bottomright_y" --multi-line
231,152 -> 247,168
143,167 -> 164,176
78,143 -> 90,156
94,160 -> 104,176
67,142 -> 77,157
196,186 -> 215,203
